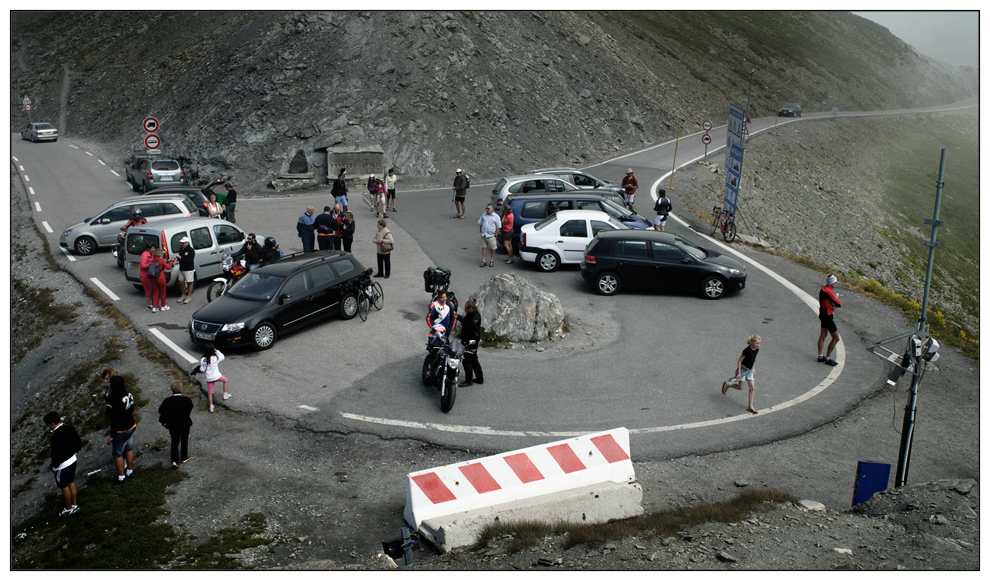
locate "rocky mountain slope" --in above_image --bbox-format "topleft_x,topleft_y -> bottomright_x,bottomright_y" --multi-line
10,11 -> 977,187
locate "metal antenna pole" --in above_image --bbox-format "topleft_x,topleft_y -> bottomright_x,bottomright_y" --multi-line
893,148 -> 946,487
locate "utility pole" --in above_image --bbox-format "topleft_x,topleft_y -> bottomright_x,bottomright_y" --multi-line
868,149 -> 946,487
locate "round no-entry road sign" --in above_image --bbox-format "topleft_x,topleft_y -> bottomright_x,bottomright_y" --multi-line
24,104 -> 32,112
702,120 -> 713,132
702,133 -> 712,145
143,117 -> 160,132
145,134 -> 161,149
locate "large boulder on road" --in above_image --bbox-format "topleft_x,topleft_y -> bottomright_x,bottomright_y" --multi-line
469,273 -> 564,343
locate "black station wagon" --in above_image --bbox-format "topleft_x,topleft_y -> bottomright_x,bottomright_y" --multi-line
189,251 -> 368,350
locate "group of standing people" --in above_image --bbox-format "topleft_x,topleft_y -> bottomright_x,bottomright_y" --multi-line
367,168 -> 398,218
297,204 -> 356,253
206,182 -> 238,222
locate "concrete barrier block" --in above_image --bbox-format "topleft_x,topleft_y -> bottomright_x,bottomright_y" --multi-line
404,428 -> 640,551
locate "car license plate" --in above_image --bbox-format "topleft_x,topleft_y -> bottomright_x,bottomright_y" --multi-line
129,263 -> 139,270
161,176 -> 173,181
195,332 -> 215,341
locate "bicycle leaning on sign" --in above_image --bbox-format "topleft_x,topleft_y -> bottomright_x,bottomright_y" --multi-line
710,205 -> 737,243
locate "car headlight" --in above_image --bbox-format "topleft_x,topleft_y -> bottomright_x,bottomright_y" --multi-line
221,322 -> 245,333
62,229 -> 72,237
729,268 -> 744,276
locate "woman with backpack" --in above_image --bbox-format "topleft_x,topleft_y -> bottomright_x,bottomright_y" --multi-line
139,242 -> 157,311
149,248 -> 173,313
653,188 -> 672,232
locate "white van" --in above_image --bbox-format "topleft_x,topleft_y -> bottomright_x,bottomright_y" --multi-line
123,217 -> 247,290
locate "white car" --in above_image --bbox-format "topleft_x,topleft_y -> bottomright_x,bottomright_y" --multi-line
518,209 -> 629,272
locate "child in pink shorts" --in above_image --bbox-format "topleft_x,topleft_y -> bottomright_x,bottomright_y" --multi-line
199,343 -> 230,413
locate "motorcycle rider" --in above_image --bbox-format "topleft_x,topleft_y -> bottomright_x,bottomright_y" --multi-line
261,236 -> 282,263
426,290 -> 455,339
456,299 -> 483,386
116,208 -> 147,251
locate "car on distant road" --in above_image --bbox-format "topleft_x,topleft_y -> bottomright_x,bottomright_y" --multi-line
518,210 -> 629,272
580,230 -> 746,299
528,168 -> 625,200
189,251 -> 366,351
20,122 -> 59,142
778,103 -> 802,117
128,157 -> 186,193
59,194 -> 199,256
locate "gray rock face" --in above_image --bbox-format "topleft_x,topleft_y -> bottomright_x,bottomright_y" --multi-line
469,273 -> 564,343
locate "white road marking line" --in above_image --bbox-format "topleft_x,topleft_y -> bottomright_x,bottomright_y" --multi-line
89,277 -> 119,300
147,327 -> 199,364
85,151 -> 94,156
42,221 -> 53,233
340,413 -> 582,438
299,405 -> 319,411
69,144 -> 79,149
19,165 -> 24,171
11,156 -> 18,162
98,159 -> 106,166
34,202 -> 41,212
110,170 -> 120,177
86,469 -> 101,476
29,187 -> 35,195
60,248 -> 76,262
24,175 -> 30,182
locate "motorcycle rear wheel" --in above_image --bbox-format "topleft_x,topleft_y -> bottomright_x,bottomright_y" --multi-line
206,281 -> 226,303
422,356 -> 433,386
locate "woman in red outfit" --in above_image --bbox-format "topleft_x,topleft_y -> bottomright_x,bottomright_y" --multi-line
150,248 -> 173,312
139,243 -> 156,310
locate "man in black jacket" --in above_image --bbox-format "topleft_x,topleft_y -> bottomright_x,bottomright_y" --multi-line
45,411 -> 82,516
104,372 -> 137,483
313,206 -> 339,251
456,300 -> 484,387
158,381 -> 194,469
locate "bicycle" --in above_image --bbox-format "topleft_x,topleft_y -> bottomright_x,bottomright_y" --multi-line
710,205 -> 737,243
356,268 -> 384,321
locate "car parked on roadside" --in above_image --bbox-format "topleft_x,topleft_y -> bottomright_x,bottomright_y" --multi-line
128,157 -> 186,193
778,103 -> 802,117
150,175 -> 233,217
59,194 -> 199,256
528,168 -> 625,200
123,216 -> 248,289
189,251 -> 367,351
580,230 -> 747,299
501,192 -> 651,249
20,122 -> 59,142
518,210 -> 629,272
490,175 -> 578,211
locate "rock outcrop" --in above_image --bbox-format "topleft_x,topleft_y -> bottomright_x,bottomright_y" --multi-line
470,273 -> 564,343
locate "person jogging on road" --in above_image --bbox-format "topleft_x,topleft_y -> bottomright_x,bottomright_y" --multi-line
817,274 -> 842,366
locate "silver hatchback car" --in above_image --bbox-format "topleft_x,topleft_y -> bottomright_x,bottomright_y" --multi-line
131,158 -> 186,193
59,194 -> 199,256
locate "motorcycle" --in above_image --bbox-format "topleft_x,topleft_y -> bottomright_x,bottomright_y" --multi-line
207,253 -> 248,302
422,329 -> 464,413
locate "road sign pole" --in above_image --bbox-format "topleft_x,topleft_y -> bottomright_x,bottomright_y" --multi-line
668,131 -> 680,189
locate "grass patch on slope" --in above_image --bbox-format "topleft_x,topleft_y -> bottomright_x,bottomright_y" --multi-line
473,489 -> 798,553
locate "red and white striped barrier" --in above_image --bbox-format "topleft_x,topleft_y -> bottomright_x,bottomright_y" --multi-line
404,428 -> 638,538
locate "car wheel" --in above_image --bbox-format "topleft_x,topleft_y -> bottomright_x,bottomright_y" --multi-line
141,182 -> 149,194
133,284 -> 145,292
702,276 -> 726,300
595,272 -> 621,296
536,250 -> 560,272
339,292 -> 358,320
73,236 -> 96,256
252,322 -> 277,350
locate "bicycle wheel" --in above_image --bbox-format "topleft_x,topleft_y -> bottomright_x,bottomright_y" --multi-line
710,214 -> 721,236
357,291 -> 369,321
372,282 -> 384,310
724,220 -> 737,243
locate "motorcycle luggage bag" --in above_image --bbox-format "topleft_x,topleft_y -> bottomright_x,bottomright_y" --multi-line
423,267 -> 451,293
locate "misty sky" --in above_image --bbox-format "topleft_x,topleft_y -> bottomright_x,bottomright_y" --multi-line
854,11 -> 978,68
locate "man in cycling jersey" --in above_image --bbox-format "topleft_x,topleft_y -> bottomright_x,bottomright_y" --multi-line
426,290 -> 455,338
817,274 -> 842,366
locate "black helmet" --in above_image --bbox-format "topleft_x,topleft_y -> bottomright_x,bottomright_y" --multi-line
264,236 -> 277,250
131,208 -> 143,218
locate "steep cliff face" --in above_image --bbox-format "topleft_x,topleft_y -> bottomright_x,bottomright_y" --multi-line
9,11 -> 976,186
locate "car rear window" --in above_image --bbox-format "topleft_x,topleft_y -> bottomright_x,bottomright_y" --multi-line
162,203 -> 184,216
126,233 -> 160,255
533,214 -> 558,231
35,123 -> 56,130
152,161 -> 180,171
180,198 -> 197,214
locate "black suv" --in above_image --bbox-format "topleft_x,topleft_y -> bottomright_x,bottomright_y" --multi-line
189,251 -> 368,350
580,230 -> 746,299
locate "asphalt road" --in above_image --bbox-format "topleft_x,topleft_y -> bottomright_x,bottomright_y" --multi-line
10,96 -> 975,461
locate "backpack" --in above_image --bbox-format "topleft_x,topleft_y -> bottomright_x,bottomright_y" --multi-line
464,174 -> 471,189
148,260 -> 161,278
655,197 -> 671,215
